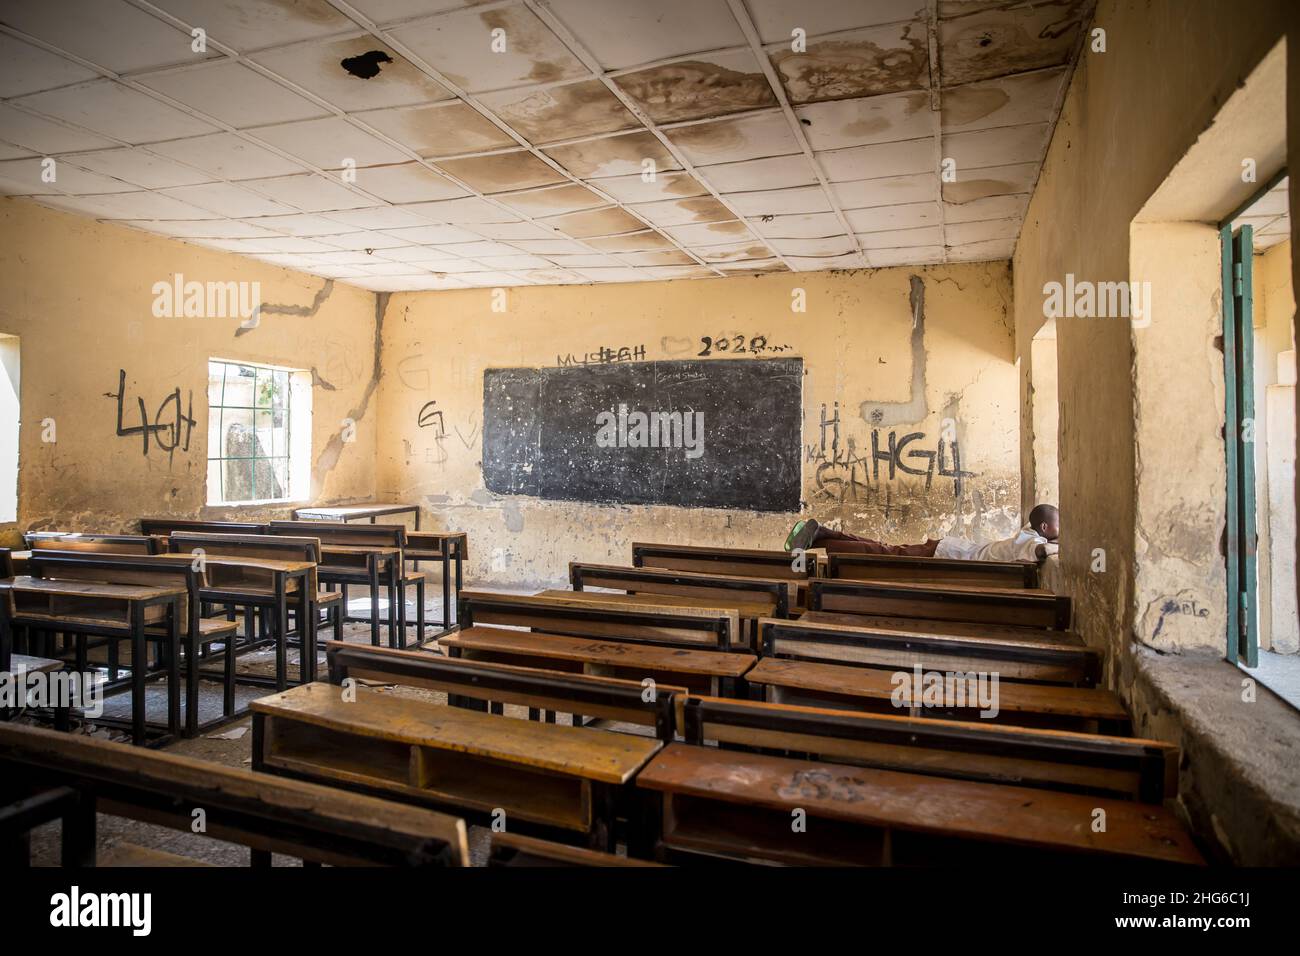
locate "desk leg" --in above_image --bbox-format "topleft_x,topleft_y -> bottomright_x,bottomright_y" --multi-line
168,600 -> 182,739
0,613 -> 11,675
223,616 -> 237,717
416,579 -> 426,646
441,553 -> 451,628
61,793 -> 97,867
275,577 -> 289,692
303,576 -> 317,683
368,560 -> 380,647
130,606 -> 146,746
395,570 -> 406,651
388,571 -> 399,648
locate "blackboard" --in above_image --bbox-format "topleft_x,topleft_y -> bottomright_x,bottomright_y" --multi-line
482,358 -> 803,512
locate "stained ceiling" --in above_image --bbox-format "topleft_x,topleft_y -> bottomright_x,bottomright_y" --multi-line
0,0 -> 1096,291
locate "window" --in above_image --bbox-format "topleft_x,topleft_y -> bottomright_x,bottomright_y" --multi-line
0,333 -> 18,523
207,359 -> 311,505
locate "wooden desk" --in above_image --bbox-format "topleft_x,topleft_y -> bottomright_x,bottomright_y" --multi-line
636,743 -> 1204,866
0,577 -> 185,745
439,624 -> 755,698
798,610 -> 1083,646
405,532 -> 468,633
745,657 -> 1130,733
3,654 -> 71,730
826,553 -> 1040,589
319,544 -> 401,648
631,542 -> 813,580
536,588 -> 776,649
809,579 -> 1072,630
294,503 -> 420,529
252,682 -> 661,847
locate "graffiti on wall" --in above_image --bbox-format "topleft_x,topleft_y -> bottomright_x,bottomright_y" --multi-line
105,369 -> 195,460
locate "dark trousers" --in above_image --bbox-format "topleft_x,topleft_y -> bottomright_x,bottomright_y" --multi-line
816,527 -> 941,557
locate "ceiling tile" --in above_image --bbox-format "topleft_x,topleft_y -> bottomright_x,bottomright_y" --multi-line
541,206 -> 647,239
494,183 -> 607,217
43,189 -> 215,220
455,271 -> 534,287
0,33 -> 98,98
160,181 -> 295,217
797,91 -> 933,150
845,201 -> 940,232
246,213 -> 356,236
574,267 -> 647,283
695,240 -> 776,262
818,137 -> 933,181
123,218 -> 278,239
319,230 -> 411,251
941,161 -> 1037,202
62,147 -> 215,189
436,240 -> 523,258
0,143 -> 36,161
150,133 -> 310,180
0,158 -> 137,195
698,155 -> 816,192
546,0 -> 746,70
944,123 -> 1048,168
858,225 -> 943,249
0,105 -> 117,153
746,0 -> 927,44
665,111 -> 801,166
725,186 -> 831,217
252,117 -> 412,168
200,235 -> 336,254
239,172 -> 374,212
661,220 -> 751,245
352,161 -> 469,203
0,0 -> 213,73
137,61 -> 329,129
507,237 -> 592,254
147,0 -> 356,53
630,196 -> 734,227
355,102 -> 516,158
478,79 -> 639,143
399,195 -> 520,223
546,253 -> 620,266
250,36 -> 454,111
614,49 -> 777,124
465,221 -> 562,241
640,265 -> 715,279
752,212 -> 844,239
391,5 -> 588,93
869,245 -> 943,266
945,236 -> 1016,261
584,231 -> 677,252
374,248 -> 472,268
942,192 -> 1028,223
616,249 -> 699,267
322,206 -> 435,230
543,130 -> 681,179
945,217 -> 1018,244
380,224 -> 485,244
520,269 -> 585,283
940,1 -> 1090,86
714,257 -> 786,272
770,21 -> 930,104
14,81 -> 218,144
767,236 -> 856,256
343,1 -> 470,24
475,254 -> 557,270
941,68 -> 1066,132
436,150 -> 566,193
785,252 -> 863,270
831,173 -> 937,209
595,171 -> 709,204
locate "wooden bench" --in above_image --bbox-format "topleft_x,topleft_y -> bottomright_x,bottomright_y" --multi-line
745,656 -> 1128,733
759,616 -> 1101,687
405,531 -> 468,631
0,571 -> 185,745
809,579 -> 1071,630
680,696 -> 1168,801
325,640 -> 681,740
23,551 -> 243,737
139,518 -> 268,537
0,722 -> 469,866
826,552 -> 1040,589
635,743 -> 1204,866
488,831 -> 665,867
1,654 -> 71,730
268,520 -> 421,648
251,682 -> 661,850
568,562 -> 795,647
632,542 -> 813,580
23,532 -> 165,555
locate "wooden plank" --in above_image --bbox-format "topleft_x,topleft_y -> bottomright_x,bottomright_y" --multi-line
810,579 -> 1071,630
632,541 -> 811,579
439,625 -> 754,678
569,562 -> 795,617
827,553 -> 1038,588
637,743 -> 1203,865
536,588 -> 775,622
799,611 -> 1082,646
0,576 -> 185,601
490,831 -> 666,867
252,682 -> 660,785
294,503 -> 416,521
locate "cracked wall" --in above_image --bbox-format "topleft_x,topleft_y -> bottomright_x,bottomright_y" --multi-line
0,198 -> 378,539
375,263 -> 1020,587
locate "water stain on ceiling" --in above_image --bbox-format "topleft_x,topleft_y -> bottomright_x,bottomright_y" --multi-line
772,22 -> 930,103
543,130 -> 681,179
437,150 -> 567,192
614,58 -> 778,124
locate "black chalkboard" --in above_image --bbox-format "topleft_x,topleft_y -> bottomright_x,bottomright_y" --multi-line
482,358 -> 803,512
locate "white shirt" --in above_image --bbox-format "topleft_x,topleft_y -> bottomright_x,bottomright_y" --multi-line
935,524 -> 1057,563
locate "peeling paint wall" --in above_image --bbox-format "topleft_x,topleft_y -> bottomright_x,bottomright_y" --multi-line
376,263 -> 1019,587
0,198 -> 378,539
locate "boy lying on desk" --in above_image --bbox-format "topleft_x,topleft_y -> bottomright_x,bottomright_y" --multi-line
785,503 -> 1060,563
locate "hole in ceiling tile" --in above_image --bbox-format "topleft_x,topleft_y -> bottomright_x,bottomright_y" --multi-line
341,51 -> 394,80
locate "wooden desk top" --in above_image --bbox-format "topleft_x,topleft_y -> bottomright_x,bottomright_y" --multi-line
294,503 -> 417,520
637,743 -> 1203,865
795,611 -> 1081,646
252,682 -> 661,784
746,657 -> 1128,721
817,580 -> 1057,599
195,556 -> 314,573
439,625 -> 756,678
536,588 -> 776,620
320,544 -> 401,557
0,576 -> 185,601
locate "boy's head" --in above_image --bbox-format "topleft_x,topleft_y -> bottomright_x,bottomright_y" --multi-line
1028,503 -> 1060,541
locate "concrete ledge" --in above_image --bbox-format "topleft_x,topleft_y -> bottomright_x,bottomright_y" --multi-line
1127,645 -> 1300,864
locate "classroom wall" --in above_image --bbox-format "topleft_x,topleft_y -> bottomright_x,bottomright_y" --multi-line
376,263 -> 1020,586
0,198 -> 379,541
1012,0 -> 1294,673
